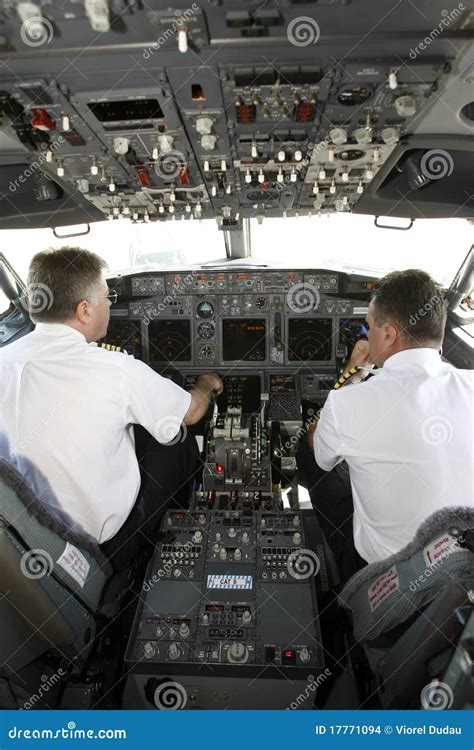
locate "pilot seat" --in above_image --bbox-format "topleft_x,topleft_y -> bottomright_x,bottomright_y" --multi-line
0,458 -> 137,709
338,506 -> 474,708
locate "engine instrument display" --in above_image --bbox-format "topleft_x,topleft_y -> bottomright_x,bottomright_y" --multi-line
222,319 -> 266,362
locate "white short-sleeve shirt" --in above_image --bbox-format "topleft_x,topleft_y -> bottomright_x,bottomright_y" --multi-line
0,323 -> 191,543
314,348 -> 474,564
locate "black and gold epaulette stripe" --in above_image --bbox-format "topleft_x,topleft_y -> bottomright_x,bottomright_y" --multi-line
100,343 -> 123,353
333,366 -> 357,390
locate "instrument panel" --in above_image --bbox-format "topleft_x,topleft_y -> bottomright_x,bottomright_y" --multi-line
105,268 -> 371,399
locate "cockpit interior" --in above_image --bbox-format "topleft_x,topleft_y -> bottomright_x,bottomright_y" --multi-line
0,0 -> 473,715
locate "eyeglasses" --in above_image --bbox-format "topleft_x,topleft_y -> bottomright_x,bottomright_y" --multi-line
84,289 -> 118,305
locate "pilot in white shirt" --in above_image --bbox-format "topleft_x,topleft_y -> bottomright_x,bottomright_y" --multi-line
303,269 -> 473,576
0,247 -> 222,568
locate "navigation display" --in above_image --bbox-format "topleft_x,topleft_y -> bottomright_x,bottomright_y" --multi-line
222,319 -> 266,362
288,318 -> 332,361
148,320 -> 191,362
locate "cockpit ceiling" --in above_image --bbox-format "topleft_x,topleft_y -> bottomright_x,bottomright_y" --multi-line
0,1 -> 472,229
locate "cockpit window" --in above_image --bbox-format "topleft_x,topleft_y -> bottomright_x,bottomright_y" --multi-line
0,215 -> 471,286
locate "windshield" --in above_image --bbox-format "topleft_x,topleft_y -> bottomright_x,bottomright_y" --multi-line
1,215 -> 471,287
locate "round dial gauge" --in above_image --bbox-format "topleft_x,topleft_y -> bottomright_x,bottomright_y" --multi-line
196,301 -> 214,319
198,321 -> 215,339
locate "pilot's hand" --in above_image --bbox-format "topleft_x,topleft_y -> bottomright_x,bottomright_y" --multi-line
197,372 -> 224,396
346,340 -> 374,383
347,340 -> 371,370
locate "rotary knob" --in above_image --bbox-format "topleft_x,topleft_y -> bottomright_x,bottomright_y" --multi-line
227,641 -> 249,663
198,513 -> 207,525
168,643 -> 180,661
201,134 -> 217,151
292,532 -> 302,545
219,547 -> 228,561
299,646 -> 310,663
143,642 -> 156,659
242,610 -> 252,625
179,623 -> 190,639
234,548 -> 242,561
242,532 -> 249,544
192,530 -> 203,543
292,515 -> 301,527
228,527 -> 236,538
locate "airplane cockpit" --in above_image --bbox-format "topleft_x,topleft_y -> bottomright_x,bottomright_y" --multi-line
0,0 -> 473,720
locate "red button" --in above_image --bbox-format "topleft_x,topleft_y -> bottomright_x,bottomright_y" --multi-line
31,108 -> 55,131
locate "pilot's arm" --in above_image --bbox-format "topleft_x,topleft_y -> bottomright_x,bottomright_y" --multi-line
184,372 -> 223,425
308,340 -> 372,466
122,358 -> 222,442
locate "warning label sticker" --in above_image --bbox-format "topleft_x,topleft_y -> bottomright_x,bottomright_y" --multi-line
368,565 -> 399,612
207,574 -> 253,590
57,543 -> 90,588
423,533 -> 461,568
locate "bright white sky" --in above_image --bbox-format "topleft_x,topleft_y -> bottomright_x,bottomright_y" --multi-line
1,214 -> 472,308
